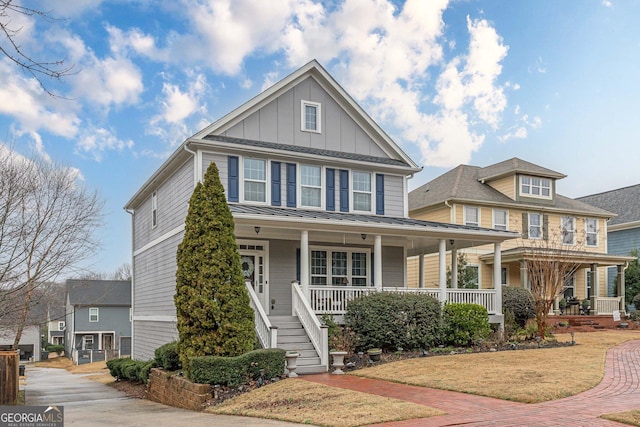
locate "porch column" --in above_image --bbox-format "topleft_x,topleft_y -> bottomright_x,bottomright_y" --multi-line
300,230 -> 310,300
590,264 -> 598,298
494,243 -> 502,315
438,239 -> 447,303
374,235 -> 382,290
451,246 -> 458,289
618,264 -> 626,309
520,261 -> 528,290
418,254 -> 425,289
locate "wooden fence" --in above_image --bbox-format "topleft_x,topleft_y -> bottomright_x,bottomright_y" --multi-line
0,350 -> 19,405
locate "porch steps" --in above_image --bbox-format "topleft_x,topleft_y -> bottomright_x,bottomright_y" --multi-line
269,315 -> 326,375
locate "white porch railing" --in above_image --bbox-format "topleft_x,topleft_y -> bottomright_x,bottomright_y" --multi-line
594,296 -> 622,315
292,282 -> 329,370
246,282 -> 278,349
309,286 -> 498,315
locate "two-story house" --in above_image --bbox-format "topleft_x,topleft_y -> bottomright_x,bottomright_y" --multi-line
125,60 -> 516,372
577,184 -> 640,302
408,158 -> 633,315
47,305 -> 66,346
65,279 -> 131,364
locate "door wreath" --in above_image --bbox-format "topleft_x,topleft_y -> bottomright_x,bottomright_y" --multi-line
241,256 -> 255,277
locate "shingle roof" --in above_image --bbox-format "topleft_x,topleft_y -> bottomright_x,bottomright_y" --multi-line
409,162 -> 613,217
66,279 -> 131,307
204,134 -> 411,167
577,184 -> 640,226
477,157 -> 566,181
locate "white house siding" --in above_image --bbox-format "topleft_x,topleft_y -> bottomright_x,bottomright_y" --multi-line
383,175 -> 404,218
222,78 -> 388,159
133,159 -> 193,251
133,320 -> 178,361
382,246 -> 405,287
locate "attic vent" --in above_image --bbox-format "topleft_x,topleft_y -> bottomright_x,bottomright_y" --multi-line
424,184 -> 430,192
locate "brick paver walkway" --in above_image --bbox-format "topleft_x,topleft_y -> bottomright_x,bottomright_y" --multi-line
301,339 -> 640,426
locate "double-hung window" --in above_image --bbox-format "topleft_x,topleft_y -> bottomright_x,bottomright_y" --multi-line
300,165 -> 322,208
528,213 -> 542,239
561,216 -> 575,244
352,171 -> 372,212
311,250 -> 328,285
301,100 -> 321,133
58,321 -> 65,330
83,335 -> 94,350
521,176 -> 551,198
493,209 -> 507,230
89,307 -> 99,322
310,248 -> 370,286
464,206 -> 479,227
243,158 -> 267,203
586,218 -> 598,246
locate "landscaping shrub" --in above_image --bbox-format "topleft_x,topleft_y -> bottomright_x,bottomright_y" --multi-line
45,344 -> 64,355
345,292 -> 442,351
502,286 -> 535,327
138,361 -> 155,384
106,358 -> 151,382
154,341 -> 181,371
189,349 -> 285,386
442,303 -> 491,346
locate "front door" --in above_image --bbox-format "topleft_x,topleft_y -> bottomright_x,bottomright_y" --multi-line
102,334 -> 113,351
239,242 -> 269,313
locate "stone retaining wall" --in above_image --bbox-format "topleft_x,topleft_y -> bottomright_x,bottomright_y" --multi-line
147,368 -> 212,411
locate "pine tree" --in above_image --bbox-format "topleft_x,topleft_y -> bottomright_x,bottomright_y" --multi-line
175,162 -> 255,376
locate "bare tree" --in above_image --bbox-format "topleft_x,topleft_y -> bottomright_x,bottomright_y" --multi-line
112,263 -> 131,281
0,0 -> 75,95
0,149 -> 103,348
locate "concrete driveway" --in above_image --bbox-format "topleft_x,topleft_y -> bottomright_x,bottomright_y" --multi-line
25,365 -> 302,427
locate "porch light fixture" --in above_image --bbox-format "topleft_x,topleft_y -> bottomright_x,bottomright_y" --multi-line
254,226 -> 260,234
361,233 -> 367,240
449,239 -> 454,246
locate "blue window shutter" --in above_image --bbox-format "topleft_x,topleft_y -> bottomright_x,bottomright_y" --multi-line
271,161 -> 281,206
228,156 -> 239,202
296,248 -> 301,281
326,168 -> 335,211
371,252 -> 374,285
339,170 -> 349,212
286,163 -> 297,207
376,173 -> 385,215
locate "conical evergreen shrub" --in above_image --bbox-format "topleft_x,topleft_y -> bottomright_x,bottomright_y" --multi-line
175,162 -> 255,377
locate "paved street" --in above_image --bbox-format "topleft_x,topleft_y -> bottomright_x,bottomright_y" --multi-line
24,366 -> 302,427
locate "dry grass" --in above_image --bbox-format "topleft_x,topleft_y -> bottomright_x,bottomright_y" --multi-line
601,409 -> 640,425
208,377 -> 443,427
352,331 -> 640,403
35,357 -> 114,383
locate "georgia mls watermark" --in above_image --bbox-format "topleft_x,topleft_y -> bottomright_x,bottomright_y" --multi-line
0,406 -> 63,427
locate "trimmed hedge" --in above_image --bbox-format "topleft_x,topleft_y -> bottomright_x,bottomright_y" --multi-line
106,358 -> 154,384
45,344 -> 64,355
442,303 -> 491,346
345,292 -> 442,351
154,341 -> 181,371
502,287 -> 535,327
189,348 -> 285,386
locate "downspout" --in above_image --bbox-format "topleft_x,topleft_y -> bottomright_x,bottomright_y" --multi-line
125,208 -> 134,358
183,143 -> 199,186
444,200 -> 453,223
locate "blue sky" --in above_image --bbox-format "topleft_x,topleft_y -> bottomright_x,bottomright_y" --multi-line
1,0 -> 639,277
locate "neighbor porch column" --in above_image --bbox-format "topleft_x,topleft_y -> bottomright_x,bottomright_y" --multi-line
590,264 -> 598,298
301,230 -> 310,300
438,239 -> 447,303
520,261 -> 528,290
494,243 -> 502,315
374,235 -> 382,290
618,264 -> 626,310
418,254 -> 425,288
451,246 -> 458,289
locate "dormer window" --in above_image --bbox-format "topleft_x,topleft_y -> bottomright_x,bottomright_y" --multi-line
520,175 -> 551,199
301,100 -> 321,133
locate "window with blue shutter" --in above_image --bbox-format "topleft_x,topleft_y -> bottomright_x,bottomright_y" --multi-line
271,161 -> 281,206
228,156 -> 239,202
326,168 -> 335,211
376,173 -> 384,215
286,163 -> 297,207
296,248 -> 300,282
339,170 -> 349,212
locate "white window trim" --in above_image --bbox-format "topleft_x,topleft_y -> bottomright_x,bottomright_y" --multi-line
492,208 -> 508,230
301,100 -> 321,133
528,212 -> 542,240
240,157 -> 270,205
585,218 -> 598,247
151,191 -> 158,228
501,266 -> 508,286
83,335 -> 94,350
309,246 -> 371,286
351,171 -> 375,214
298,164 -> 325,209
89,307 -> 99,323
520,175 -> 552,200
464,206 -> 480,227
561,216 -> 576,245
58,321 -> 65,331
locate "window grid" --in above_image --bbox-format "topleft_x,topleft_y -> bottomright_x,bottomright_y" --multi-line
58,321 -> 65,330
331,252 -> 347,285
521,176 -> 551,198
529,213 -> 542,239
310,248 -> 370,286
464,206 -> 479,227
562,216 -> 575,245
89,307 -> 99,322
83,335 -> 94,350
311,251 -> 327,285
301,165 -> 322,207
352,171 -> 372,212
301,100 -> 321,133
586,218 -> 598,246
493,209 -> 507,230
243,158 -> 266,202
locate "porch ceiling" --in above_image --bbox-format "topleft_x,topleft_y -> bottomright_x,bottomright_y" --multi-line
230,204 -> 518,256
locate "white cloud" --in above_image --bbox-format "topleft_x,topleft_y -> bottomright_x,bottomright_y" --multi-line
602,0 -> 612,7
498,113 -> 541,142
74,126 -> 135,162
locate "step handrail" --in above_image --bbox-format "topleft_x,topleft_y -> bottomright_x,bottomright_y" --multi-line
246,282 -> 278,348
292,282 -> 328,370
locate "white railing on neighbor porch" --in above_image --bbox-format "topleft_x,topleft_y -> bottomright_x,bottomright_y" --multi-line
292,282 -> 329,370
594,297 -> 622,315
309,286 -> 497,315
246,282 -> 278,349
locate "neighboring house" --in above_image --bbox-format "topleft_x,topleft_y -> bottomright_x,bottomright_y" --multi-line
125,60 -> 516,372
47,306 -> 66,346
577,184 -> 640,298
408,158 -> 634,314
0,325 -> 42,362
65,279 -> 131,364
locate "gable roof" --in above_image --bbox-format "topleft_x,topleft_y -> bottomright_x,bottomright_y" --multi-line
66,279 -> 131,307
409,162 -> 613,217
476,157 -> 566,181
577,184 -> 640,226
